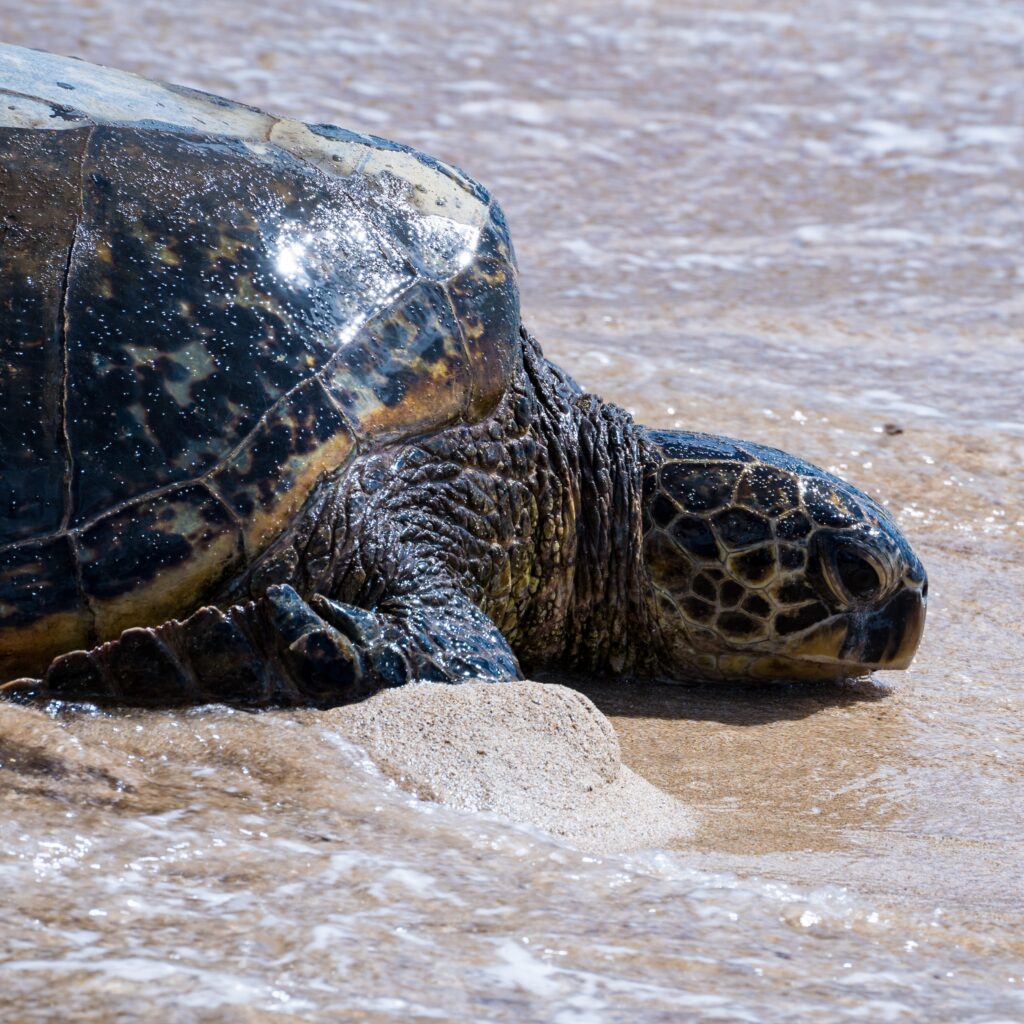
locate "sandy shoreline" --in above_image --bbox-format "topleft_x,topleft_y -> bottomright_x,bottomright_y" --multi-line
0,678 -> 694,858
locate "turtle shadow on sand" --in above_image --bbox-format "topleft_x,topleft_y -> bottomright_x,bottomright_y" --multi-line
549,672 -> 912,855
551,672 -> 893,727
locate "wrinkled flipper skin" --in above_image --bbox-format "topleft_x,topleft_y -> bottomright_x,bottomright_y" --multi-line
0,584 -> 521,707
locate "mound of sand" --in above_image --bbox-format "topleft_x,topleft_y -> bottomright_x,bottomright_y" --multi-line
0,679 -> 692,855
329,680 -> 694,854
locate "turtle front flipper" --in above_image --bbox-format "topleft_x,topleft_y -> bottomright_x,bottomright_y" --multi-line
1,584 -> 521,708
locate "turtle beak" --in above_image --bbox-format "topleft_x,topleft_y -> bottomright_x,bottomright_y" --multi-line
779,567 -> 927,676
839,575 -> 928,670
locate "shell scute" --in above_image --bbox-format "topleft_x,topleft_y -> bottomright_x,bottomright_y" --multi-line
313,122 -> 491,206
446,250 -> 520,420
78,483 -> 243,640
322,280 -> 471,441
0,126 -> 90,544
478,202 -> 518,270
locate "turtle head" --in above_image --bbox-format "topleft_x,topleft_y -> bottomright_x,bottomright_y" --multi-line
640,430 -> 927,682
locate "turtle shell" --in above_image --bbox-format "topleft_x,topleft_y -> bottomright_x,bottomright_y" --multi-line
0,44 -> 520,678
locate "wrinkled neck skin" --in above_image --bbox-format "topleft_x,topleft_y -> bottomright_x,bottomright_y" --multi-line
508,331 -> 661,677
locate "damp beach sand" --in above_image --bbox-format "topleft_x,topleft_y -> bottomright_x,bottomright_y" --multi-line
1,0 -> 1023,1020
332,681 -> 694,855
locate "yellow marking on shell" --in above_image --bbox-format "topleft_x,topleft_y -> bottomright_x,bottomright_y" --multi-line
210,405 -> 357,557
0,611 -> 92,680
122,339 -> 215,408
320,287 -> 472,442
232,270 -> 282,318
214,225 -> 256,265
330,383 -> 462,443
460,316 -> 486,343
257,429 -> 353,555
477,262 -> 510,287
94,237 -> 114,264
90,526 -> 241,643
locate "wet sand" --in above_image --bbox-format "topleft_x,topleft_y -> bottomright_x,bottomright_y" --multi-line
331,682 -> 694,855
0,682 -> 693,858
2,0 -> 1023,1019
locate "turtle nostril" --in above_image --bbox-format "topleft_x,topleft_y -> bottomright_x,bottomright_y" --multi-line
834,548 -> 881,602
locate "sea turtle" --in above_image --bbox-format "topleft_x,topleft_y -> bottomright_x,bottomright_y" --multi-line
0,44 -> 926,706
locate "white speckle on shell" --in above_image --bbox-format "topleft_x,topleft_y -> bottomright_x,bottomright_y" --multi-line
0,42 -> 273,136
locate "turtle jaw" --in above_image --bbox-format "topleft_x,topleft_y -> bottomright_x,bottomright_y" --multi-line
704,577 -> 927,682
836,582 -> 927,671
782,579 -> 928,677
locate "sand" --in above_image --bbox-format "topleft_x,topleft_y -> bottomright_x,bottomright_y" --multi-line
327,680 -> 694,855
0,678 -> 692,857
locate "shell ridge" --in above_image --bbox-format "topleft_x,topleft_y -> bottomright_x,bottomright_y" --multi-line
438,281 -> 475,425
161,79 -> 270,120
295,117 -> 489,202
265,113 -> 282,145
0,43 -> 274,138
57,124 -> 94,535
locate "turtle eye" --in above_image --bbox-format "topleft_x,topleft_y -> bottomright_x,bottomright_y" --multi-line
834,549 -> 880,601
822,543 -> 889,606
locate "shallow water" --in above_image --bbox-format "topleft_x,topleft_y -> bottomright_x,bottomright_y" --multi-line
1,0 -> 1023,1019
